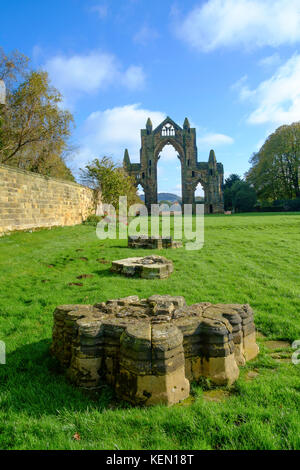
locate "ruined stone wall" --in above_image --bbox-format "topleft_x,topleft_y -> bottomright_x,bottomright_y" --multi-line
124,117 -> 224,213
0,164 -> 100,236
51,295 -> 259,406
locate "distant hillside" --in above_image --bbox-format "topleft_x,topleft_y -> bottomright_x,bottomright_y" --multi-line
139,193 -> 181,203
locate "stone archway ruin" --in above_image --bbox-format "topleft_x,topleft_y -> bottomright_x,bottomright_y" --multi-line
123,116 -> 224,213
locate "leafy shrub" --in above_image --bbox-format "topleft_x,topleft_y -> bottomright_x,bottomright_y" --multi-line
82,215 -> 102,226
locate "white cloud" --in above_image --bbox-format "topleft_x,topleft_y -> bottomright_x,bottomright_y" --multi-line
231,75 -> 248,92
258,53 -> 281,68
176,0 -> 300,52
198,133 -> 234,146
158,145 -> 181,162
44,52 -> 146,106
121,66 -> 146,90
76,104 -> 166,168
236,54 -> 300,125
75,105 -> 234,173
45,52 -> 117,95
133,26 -> 159,45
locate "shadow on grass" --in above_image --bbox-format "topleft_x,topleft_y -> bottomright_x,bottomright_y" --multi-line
1,339 -> 123,417
92,269 -> 119,279
108,245 -> 130,249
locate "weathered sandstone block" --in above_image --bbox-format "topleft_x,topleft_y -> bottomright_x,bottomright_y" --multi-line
51,295 -> 259,406
128,236 -> 182,249
0,164 -> 101,236
111,255 -> 173,279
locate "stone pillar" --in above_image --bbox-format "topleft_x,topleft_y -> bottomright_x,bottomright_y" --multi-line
144,180 -> 157,211
116,323 -> 189,406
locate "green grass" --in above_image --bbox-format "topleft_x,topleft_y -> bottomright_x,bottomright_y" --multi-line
0,212 -> 300,450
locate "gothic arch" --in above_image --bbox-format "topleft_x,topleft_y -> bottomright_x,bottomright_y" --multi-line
154,138 -> 185,166
123,116 -> 224,213
191,176 -> 207,195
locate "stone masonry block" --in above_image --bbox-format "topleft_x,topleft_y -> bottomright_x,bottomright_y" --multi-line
51,295 -> 259,406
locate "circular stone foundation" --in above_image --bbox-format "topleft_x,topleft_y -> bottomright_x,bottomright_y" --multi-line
51,295 -> 259,406
111,255 -> 173,279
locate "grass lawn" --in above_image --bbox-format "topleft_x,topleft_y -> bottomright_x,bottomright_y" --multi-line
0,212 -> 300,450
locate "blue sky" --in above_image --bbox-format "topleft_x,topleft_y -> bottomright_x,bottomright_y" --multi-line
2,0 -> 300,196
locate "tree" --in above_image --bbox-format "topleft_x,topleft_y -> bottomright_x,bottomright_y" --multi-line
223,174 -> 257,212
224,174 -> 241,188
223,174 -> 242,210
246,123 -> 300,201
0,48 -> 28,87
232,181 -> 257,212
0,48 -> 75,181
80,156 -> 141,209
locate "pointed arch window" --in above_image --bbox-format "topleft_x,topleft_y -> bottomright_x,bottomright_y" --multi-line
161,123 -> 175,137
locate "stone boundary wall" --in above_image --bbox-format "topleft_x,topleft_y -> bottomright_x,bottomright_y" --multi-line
0,164 -> 100,236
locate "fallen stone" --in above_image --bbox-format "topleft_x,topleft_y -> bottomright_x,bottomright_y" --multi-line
128,235 -> 182,250
111,255 -> 173,279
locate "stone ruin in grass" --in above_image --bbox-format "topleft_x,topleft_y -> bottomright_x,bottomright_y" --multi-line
51,295 -> 259,406
111,255 -> 173,279
128,235 -> 182,250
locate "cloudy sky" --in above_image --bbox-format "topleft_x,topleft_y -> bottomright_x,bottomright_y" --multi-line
2,0 -> 300,196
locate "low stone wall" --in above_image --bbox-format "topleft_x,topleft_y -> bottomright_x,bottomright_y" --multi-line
128,236 -> 183,249
0,164 -> 100,236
